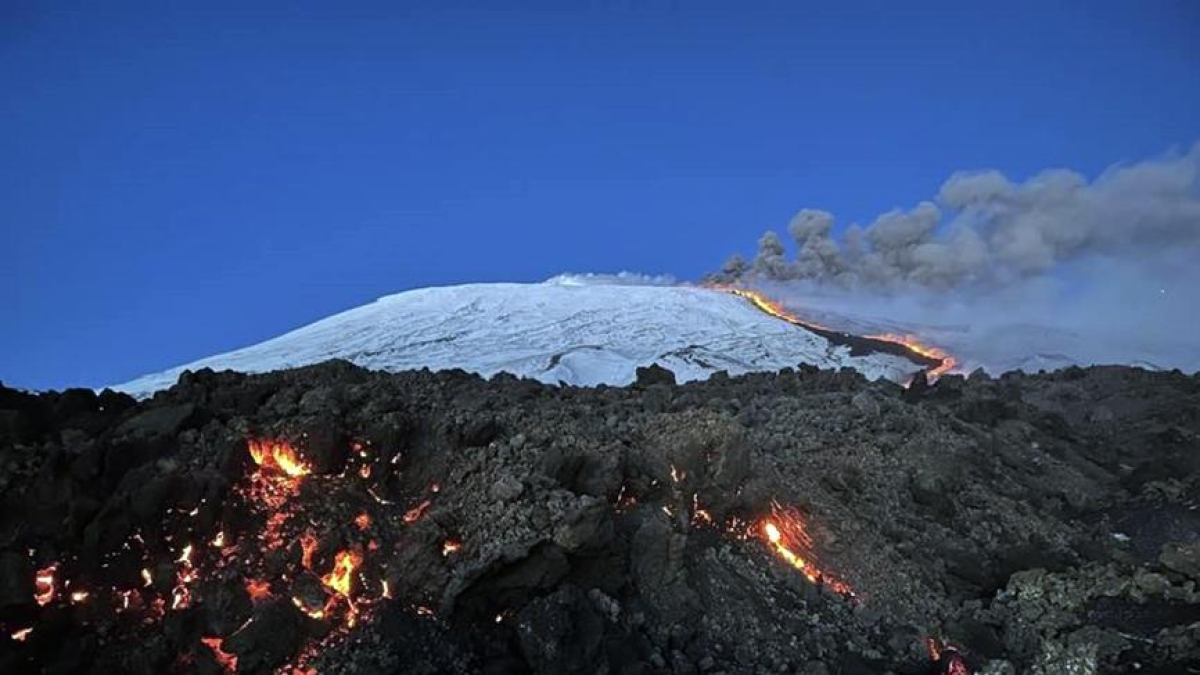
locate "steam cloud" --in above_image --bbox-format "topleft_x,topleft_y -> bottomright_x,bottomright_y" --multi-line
713,143 -> 1200,291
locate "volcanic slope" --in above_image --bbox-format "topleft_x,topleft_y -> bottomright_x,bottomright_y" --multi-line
3,363 -> 1199,674
113,281 -> 921,396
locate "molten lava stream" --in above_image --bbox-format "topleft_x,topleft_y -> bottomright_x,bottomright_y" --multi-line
713,284 -> 957,380
867,332 -> 957,378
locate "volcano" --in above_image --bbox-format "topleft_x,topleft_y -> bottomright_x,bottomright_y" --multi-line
112,279 -> 935,397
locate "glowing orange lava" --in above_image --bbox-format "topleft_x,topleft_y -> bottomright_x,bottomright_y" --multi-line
201,636 -> 238,673
354,512 -> 371,531
299,531 -> 319,570
442,539 -> 462,557
715,285 -> 956,380
248,439 -> 312,477
171,544 -> 199,611
758,503 -> 854,597
34,564 -> 56,606
321,549 -> 362,598
868,333 -> 957,378
292,596 -> 326,620
245,578 -> 272,602
718,286 -> 837,332
926,637 -> 971,675
691,494 -> 714,526
403,500 -> 432,524
171,585 -> 190,611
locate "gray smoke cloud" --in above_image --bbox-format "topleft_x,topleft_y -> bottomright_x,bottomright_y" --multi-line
714,143 -> 1200,291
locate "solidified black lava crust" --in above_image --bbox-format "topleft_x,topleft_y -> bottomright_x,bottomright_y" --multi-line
1,361 -> 1198,674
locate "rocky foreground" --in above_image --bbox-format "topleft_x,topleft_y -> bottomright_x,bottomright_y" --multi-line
1,362 -> 1198,675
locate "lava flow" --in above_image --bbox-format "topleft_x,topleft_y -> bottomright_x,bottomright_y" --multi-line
868,333 -> 957,378
714,285 -> 956,380
716,285 -> 837,332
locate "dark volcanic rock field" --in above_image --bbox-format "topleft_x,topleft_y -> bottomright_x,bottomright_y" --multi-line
1,362 -> 1199,675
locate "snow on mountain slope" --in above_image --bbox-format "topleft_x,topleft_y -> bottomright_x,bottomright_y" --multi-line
112,282 -> 922,397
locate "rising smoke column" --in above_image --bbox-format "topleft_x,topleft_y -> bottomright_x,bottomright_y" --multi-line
713,143 -> 1200,291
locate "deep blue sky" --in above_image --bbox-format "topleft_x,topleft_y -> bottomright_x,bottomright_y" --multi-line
2,1 -> 1198,390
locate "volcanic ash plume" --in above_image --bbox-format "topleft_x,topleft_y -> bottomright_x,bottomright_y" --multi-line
712,143 -> 1200,291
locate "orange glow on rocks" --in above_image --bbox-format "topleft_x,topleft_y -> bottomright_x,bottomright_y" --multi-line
34,564 -> 56,606
354,512 -> 371,531
321,549 -> 362,598
403,500 -> 432,524
245,578 -> 272,602
248,439 -> 312,478
758,502 -> 854,597
442,539 -> 462,557
292,596 -> 326,620
300,531 -> 319,570
12,627 -> 33,642
201,636 -> 238,674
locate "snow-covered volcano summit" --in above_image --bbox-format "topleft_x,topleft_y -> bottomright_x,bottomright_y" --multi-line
112,280 -> 925,397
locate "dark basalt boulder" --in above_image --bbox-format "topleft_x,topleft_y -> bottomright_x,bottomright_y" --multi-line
224,598 -> 307,674
635,364 -> 677,387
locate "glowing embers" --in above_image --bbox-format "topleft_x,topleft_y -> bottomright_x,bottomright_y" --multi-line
403,499 -> 432,524
11,627 -> 33,642
245,578 -> 272,603
690,494 -> 714,527
441,539 -> 462,557
926,637 -> 972,675
201,636 -> 239,674
171,542 -> 199,610
248,439 -> 312,478
757,502 -> 854,598
299,531 -> 320,570
321,549 -> 362,599
868,332 -> 957,378
354,512 -> 371,531
244,438 -> 315,554
34,564 -> 57,606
